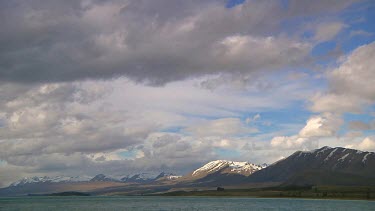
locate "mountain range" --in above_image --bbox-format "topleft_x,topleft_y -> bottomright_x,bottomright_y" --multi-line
1,146 -> 374,196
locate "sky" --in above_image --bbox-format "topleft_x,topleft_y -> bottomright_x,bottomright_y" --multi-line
0,0 -> 375,187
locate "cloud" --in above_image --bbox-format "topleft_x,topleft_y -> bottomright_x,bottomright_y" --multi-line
0,74 -> 318,185
2,0 -> 354,85
311,41 -> 375,113
0,164 -> 32,188
268,113 -> 342,150
0,81 -> 156,168
270,135 -> 316,150
0,69 -> 324,181
245,114 -> 261,124
310,93 -> 365,114
346,137 -> 375,151
357,137 -> 375,151
313,22 -> 347,42
131,132 -> 237,172
299,113 -> 343,138
185,118 -> 257,137
350,30 -> 373,37
348,121 -> 373,131
286,0 -> 358,16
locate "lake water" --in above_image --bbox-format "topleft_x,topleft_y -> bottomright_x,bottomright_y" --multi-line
0,196 -> 374,211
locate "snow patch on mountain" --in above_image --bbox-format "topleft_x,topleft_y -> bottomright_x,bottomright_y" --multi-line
192,160 -> 228,176
338,153 -> 350,162
154,172 -> 182,181
316,146 -> 331,157
362,153 -> 370,164
121,172 -> 161,182
166,175 -> 182,180
10,176 -> 91,187
324,148 -> 339,162
192,160 -> 264,176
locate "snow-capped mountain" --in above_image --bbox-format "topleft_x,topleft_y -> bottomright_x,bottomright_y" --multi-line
86,172 -> 183,184
154,172 -> 182,181
121,172 -> 160,183
120,172 -> 182,183
90,174 -> 120,182
8,171 -> 181,188
191,160 -> 265,178
173,160 -> 267,186
247,146 -> 375,186
9,176 -> 91,187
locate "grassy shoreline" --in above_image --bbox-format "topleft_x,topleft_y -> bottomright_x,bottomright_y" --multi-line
155,186 -> 375,201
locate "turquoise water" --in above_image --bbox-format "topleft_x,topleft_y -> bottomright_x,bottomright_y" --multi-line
0,196 -> 374,211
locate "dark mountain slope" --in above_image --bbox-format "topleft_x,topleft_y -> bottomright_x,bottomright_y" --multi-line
247,146 -> 375,186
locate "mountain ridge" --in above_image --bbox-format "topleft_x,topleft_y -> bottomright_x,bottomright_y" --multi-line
247,146 -> 375,186
2,146 -> 375,196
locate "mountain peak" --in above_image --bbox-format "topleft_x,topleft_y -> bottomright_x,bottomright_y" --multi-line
90,174 -> 119,182
191,160 -> 264,178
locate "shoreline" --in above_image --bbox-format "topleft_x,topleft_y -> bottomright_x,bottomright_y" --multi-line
1,195 -> 375,202
153,186 -> 375,201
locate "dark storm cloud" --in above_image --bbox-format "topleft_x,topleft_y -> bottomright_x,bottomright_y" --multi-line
0,0 -> 356,85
